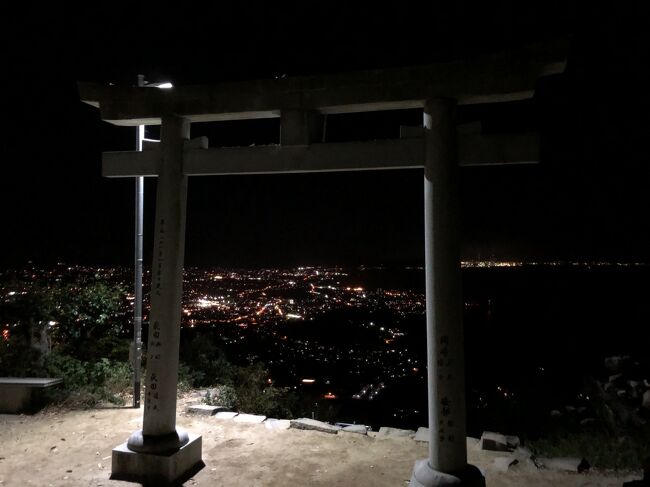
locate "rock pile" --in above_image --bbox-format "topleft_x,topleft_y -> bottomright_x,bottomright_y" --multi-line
476,430 -> 589,474
597,355 -> 650,429
546,355 -> 650,432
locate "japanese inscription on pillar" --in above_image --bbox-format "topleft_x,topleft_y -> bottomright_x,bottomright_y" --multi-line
146,216 -> 166,413
437,334 -> 457,444
154,218 -> 165,296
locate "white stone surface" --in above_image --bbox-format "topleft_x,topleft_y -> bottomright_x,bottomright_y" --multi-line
414,426 -> 429,442
341,424 -> 368,435
233,413 -> 266,424
187,405 -> 224,416
265,419 -> 291,430
214,412 -> 239,420
376,426 -> 415,438
0,377 -> 62,387
479,431 -> 519,451
290,418 -> 341,434
538,457 -> 590,472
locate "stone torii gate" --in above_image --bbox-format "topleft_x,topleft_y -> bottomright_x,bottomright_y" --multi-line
79,39 -> 566,486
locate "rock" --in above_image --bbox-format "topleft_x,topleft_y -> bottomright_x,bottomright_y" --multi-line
479,431 -> 519,452
643,390 -> 650,410
493,457 -> 518,473
605,356 -> 630,372
186,405 -> 228,416
214,412 -> 239,420
341,425 -> 369,435
290,418 -> 341,434
550,409 -> 562,417
467,437 -> 480,450
629,386 -> 641,400
505,435 -> 520,448
414,427 -> 429,442
580,417 -> 596,426
538,457 -> 590,472
622,480 -> 650,486
233,413 -> 266,424
513,446 -> 533,462
265,419 -> 291,430
375,427 -> 415,438
609,373 -> 624,384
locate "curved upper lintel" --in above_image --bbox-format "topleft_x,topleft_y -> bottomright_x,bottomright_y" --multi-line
79,38 -> 569,126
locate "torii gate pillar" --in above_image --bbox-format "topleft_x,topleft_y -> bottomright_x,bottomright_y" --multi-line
410,99 -> 484,487
111,115 -> 204,485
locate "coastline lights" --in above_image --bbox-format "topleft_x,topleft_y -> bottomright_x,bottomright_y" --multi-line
143,81 -> 173,89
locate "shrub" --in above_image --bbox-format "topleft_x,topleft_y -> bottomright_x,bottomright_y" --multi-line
179,335 -> 235,387
529,429 -> 650,470
52,279 -> 126,360
44,352 -> 132,407
231,362 -> 295,418
0,334 -> 46,377
204,385 -> 238,410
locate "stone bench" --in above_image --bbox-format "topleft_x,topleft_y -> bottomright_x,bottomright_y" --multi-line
0,377 -> 63,413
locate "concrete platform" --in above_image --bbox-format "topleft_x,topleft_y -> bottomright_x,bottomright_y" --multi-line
0,377 -> 63,413
111,433 -> 204,486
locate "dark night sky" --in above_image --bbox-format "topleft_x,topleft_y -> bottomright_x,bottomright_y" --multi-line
1,2 -> 649,267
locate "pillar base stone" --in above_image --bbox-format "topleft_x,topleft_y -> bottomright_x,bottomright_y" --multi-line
127,427 -> 190,454
410,459 -> 485,487
111,433 -> 204,486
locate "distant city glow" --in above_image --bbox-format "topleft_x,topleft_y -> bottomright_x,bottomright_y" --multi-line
3,261 -> 644,418
197,298 -> 219,308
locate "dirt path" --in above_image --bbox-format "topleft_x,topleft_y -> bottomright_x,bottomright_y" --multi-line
0,404 -> 641,486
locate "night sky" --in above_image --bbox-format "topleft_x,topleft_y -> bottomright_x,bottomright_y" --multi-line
2,2 -> 649,268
